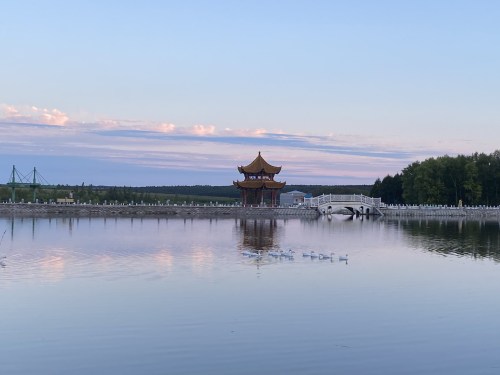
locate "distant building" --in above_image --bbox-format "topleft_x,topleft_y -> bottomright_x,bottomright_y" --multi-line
56,198 -> 75,204
280,190 -> 311,207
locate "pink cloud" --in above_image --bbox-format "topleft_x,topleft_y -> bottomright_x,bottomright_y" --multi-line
142,122 -> 217,135
157,122 -> 176,133
1,103 -> 69,126
222,128 -> 267,137
189,124 -> 215,136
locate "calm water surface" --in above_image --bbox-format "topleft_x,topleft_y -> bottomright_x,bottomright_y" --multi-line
1,216 -> 500,375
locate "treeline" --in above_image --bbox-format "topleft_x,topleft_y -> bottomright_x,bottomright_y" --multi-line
135,185 -> 241,198
0,184 -> 240,205
1,184 -> 371,205
284,184 -> 372,196
371,150 -> 500,206
135,184 -> 372,198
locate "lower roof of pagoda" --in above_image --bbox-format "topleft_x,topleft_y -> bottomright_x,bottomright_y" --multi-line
233,180 -> 286,190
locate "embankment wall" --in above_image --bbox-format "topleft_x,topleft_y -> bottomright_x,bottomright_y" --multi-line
3,203 -> 500,219
380,206 -> 500,218
0,203 -> 320,219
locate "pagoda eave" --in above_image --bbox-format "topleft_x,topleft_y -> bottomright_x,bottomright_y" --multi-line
233,180 -> 286,190
238,152 -> 282,175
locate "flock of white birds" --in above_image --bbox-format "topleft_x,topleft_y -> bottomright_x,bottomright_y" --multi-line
241,249 -> 348,262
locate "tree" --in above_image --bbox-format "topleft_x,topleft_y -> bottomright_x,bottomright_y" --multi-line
370,178 -> 382,198
463,160 -> 482,205
401,161 -> 420,204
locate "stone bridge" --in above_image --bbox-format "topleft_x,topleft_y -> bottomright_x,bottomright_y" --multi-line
304,194 -> 383,216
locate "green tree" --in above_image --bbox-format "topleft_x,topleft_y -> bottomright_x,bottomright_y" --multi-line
463,160 -> 482,205
401,161 -> 420,204
370,178 -> 382,198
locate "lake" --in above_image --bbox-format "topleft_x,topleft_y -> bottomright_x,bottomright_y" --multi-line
1,215 -> 500,374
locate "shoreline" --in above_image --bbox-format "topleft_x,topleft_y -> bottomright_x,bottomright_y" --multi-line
0,203 -> 320,218
2,203 -> 500,219
380,206 -> 500,218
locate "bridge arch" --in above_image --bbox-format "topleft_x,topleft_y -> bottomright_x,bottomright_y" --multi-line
304,194 -> 383,216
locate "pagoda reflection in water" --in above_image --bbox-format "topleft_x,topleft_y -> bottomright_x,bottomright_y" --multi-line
237,219 -> 280,251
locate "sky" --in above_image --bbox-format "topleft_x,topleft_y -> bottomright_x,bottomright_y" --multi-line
1,0 -> 499,186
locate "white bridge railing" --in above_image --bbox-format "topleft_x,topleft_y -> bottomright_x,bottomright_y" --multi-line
304,194 -> 382,208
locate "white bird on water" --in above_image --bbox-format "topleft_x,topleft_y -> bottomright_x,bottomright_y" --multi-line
281,249 -> 294,259
319,252 -> 334,260
339,254 -> 349,261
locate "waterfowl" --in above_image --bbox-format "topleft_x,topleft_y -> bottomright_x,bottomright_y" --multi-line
319,252 -> 334,260
339,254 -> 349,261
303,250 -> 317,257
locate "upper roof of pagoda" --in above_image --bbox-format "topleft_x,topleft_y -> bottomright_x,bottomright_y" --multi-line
237,152 -> 282,175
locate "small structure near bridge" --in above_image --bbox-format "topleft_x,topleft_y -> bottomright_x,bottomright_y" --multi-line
280,190 -> 311,207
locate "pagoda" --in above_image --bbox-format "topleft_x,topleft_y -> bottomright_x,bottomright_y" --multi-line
233,152 -> 286,207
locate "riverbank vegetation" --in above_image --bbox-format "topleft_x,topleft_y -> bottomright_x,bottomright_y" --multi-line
0,184 -> 371,205
371,151 -> 500,206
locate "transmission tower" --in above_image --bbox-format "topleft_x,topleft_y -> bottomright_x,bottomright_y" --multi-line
6,165 -> 48,202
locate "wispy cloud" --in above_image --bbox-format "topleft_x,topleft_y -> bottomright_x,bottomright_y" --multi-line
1,104 -> 69,126
0,103 -> 492,185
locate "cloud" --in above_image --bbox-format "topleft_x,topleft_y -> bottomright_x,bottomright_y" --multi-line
189,124 -> 215,136
222,128 -> 267,137
157,122 -> 176,133
1,103 -> 69,126
146,123 -> 214,136
2,103 -> 496,185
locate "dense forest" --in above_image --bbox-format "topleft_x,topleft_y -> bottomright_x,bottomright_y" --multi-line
370,150 -> 500,206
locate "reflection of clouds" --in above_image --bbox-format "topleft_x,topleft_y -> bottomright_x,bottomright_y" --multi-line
191,246 -> 214,276
153,250 -> 174,272
39,255 -> 65,282
94,254 -> 115,274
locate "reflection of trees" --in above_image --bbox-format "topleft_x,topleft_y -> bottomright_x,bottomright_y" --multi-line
237,219 -> 279,251
395,218 -> 500,261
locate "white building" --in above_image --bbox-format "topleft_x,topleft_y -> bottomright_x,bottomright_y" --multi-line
280,190 -> 309,207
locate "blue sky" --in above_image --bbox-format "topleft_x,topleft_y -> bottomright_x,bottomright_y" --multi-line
1,1 -> 499,186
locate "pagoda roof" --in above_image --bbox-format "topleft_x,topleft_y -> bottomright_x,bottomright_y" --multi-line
238,152 -> 282,174
233,180 -> 286,190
